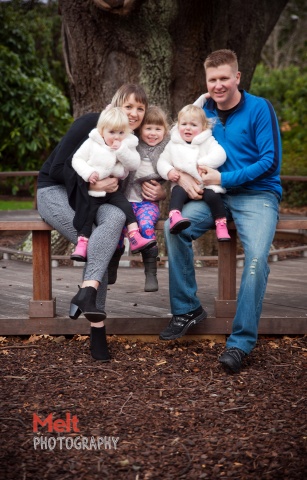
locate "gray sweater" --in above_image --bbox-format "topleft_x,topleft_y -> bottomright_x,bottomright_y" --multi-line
121,135 -> 170,201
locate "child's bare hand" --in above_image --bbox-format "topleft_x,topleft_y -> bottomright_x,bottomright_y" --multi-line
200,166 -> 221,186
168,169 -> 180,182
111,140 -> 121,150
88,171 -> 99,184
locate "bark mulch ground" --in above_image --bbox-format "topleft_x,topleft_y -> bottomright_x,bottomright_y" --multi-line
0,334 -> 306,479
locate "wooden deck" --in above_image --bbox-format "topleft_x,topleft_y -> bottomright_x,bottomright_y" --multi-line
0,256 -> 306,336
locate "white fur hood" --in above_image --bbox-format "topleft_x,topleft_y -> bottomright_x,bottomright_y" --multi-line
72,128 -> 140,197
157,125 -> 226,193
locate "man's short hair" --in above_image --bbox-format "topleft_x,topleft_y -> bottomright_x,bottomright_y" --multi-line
204,49 -> 238,72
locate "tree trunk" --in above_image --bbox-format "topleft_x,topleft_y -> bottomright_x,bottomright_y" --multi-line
57,0 -> 289,258
59,0 -> 289,119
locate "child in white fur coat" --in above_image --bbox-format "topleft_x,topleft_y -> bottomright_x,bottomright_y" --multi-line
157,104 -> 230,241
70,107 -> 156,261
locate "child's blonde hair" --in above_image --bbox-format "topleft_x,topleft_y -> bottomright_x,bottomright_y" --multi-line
97,107 -> 130,135
141,105 -> 170,135
177,104 -> 211,130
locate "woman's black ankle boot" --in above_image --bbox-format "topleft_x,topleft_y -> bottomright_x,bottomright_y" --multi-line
107,246 -> 125,284
69,286 -> 106,322
90,326 -> 111,361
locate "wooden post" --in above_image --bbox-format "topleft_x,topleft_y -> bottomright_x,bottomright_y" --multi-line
29,230 -> 55,317
215,228 -> 237,317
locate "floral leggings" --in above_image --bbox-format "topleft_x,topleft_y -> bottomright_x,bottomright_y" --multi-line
118,201 -> 160,248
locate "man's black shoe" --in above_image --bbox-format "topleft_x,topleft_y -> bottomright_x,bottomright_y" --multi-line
159,306 -> 207,340
218,347 -> 247,373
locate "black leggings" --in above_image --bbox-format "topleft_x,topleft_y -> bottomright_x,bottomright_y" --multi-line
169,185 -> 227,220
77,191 -> 136,238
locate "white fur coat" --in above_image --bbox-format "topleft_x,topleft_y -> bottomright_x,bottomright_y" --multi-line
157,126 -> 226,193
72,128 -> 140,197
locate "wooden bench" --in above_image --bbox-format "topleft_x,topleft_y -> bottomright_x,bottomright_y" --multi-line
0,208 -> 307,334
0,210 -> 54,318
0,171 -> 307,335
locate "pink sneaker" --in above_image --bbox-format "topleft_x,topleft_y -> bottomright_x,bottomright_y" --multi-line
71,236 -> 88,261
215,218 -> 231,242
128,229 -> 157,254
169,210 -> 191,234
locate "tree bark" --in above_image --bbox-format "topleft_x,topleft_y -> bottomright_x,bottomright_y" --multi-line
59,0 -> 289,119
57,0 -> 289,259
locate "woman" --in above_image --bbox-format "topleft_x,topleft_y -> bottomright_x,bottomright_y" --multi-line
37,84 -> 165,361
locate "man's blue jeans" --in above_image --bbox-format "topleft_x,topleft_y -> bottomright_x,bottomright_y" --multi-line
164,189 -> 279,353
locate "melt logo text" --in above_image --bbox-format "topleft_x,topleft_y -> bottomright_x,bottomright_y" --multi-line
33,413 -> 80,433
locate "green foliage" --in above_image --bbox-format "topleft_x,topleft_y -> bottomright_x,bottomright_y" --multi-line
0,199 -> 34,210
0,1 -> 72,194
250,64 -> 307,205
250,64 -> 307,175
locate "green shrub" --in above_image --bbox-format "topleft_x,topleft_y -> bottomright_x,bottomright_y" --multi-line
251,64 -> 307,205
0,1 -> 72,195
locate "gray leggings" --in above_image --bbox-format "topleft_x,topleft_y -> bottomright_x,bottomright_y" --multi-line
37,185 -> 126,309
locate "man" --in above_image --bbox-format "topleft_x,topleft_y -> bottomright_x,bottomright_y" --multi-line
159,49 -> 282,373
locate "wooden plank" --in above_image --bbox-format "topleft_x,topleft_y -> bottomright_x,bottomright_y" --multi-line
0,209 -> 306,334
0,171 -> 38,178
32,230 -> 52,301
280,175 -> 307,182
217,229 -> 237,300
29,300 -> 56,318
0,257 -> 306,335
214,299 -> 237,317
30,230 -> 55,317
0,210 -> 306,232
277,219 -> 307,230
0,316 -> 305,335
0,210 -> 52,230
0,220 -> 52,231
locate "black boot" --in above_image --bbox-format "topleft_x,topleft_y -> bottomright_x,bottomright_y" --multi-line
90,326 -> 111,361
69,286 -> 106,322
107,246 -> 125,285
142,246 -> 159,292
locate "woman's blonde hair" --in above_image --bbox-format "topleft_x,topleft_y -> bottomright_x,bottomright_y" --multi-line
110,83 -> 148,110
97,107 -> 130,135
177,104 -> 211,130
141,105 -> 170,135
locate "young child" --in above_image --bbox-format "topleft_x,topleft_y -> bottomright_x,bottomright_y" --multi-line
112,106 -> 170,291
70,107 -> 156,261
157,104 -> 230,241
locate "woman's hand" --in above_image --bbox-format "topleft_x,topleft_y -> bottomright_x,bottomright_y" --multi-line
141,180 -> 167,201
199,166 -> 221,186
177,172 -> 203,200
89,176 -> 119,194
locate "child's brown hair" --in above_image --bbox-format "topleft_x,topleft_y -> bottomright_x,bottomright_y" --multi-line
141,105 -> 170,136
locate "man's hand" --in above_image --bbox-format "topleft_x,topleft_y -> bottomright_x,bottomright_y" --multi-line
177,172 -> 203,200
198,165 -> 221,186
141,180 -> 166,201
89,176 -> 119,193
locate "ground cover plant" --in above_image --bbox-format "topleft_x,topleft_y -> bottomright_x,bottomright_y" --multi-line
0,334 -> 306,479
